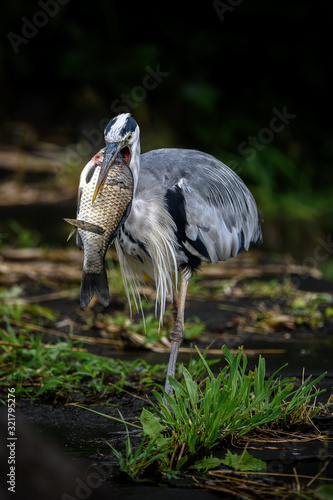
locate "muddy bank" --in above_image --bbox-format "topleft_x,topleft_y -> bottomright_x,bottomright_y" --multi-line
1,247 -> 333,498
1,393 -> 332,500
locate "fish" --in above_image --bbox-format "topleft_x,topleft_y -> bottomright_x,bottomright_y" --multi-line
64,148 -> 133,309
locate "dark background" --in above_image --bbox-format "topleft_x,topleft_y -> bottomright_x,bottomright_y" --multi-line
1,1 -> 332,277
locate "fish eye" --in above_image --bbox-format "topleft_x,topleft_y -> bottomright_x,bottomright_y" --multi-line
126,133 -> 132,142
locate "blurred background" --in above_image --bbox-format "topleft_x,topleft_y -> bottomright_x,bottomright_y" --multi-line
1,1 -> 332,279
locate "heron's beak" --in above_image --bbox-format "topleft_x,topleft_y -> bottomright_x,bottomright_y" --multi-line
92,142 -> 125,202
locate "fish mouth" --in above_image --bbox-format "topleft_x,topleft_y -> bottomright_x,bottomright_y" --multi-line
92,142 -> 131,202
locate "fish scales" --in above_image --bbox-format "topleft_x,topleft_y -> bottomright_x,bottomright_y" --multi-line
78,155 -> 133,270
65,149 -> 133,308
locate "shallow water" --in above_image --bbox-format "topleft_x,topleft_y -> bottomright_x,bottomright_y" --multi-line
12,331 -> 333,500
1,236 -> 332,497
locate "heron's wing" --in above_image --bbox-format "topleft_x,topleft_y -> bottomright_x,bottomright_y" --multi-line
139,149 -> 262,265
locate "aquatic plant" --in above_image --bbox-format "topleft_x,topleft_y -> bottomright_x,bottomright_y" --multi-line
109,346 -> 327,476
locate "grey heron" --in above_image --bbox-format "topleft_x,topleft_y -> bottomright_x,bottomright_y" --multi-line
79,113 -> 262,396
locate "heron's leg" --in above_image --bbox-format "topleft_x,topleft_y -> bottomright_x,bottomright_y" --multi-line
172,283 -> 179,322
164,276 -> 188,397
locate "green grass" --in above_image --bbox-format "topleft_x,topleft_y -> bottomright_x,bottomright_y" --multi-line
7,219 -> 42,248
243,277 -> 296,298
289,293 -> 333,327
239,278 -> 333,331
0,322 -> 168,400
0,321 -> 221,402
1,298 -> 330,490
0,278 -> 331,491
98,309 -> 205,345
107,346 -> 328,478
0,286 -> 57,328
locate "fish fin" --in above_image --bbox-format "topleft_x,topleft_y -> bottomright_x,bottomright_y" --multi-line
80,270 -> 110,309
64,217 -> 79,226
66,227 -> 76,242
63,218 -> 105,236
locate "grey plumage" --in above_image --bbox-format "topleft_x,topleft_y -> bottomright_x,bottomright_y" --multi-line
117,147 -> 262,317
138,148 -> 262,264
70,113 -> 262,399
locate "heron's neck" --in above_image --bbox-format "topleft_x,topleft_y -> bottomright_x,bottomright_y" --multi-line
130,139 -> 141,195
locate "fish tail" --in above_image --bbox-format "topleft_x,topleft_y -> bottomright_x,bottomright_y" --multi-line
80,269 -> 110,309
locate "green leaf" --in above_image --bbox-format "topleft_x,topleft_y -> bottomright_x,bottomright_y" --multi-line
195,345 -> 214,378
140,408 -> 166,438
162,470 -> 181,480
314,485 -> 333,500
182,367 -> 198,404
221,450 -> 266,471
140,408 -> 169,450
190,455 -> 224,472
176,455 -> 188,470
325,306 -> 333,318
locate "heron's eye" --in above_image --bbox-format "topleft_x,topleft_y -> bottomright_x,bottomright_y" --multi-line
126,133 -> 132,142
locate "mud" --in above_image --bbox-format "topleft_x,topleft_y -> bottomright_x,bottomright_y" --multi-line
0,247 -> 333,499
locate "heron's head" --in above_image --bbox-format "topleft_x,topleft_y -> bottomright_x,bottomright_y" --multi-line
92,113 -> 140,202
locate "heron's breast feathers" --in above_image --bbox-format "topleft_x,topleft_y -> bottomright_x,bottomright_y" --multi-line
116,193 -> 178,322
